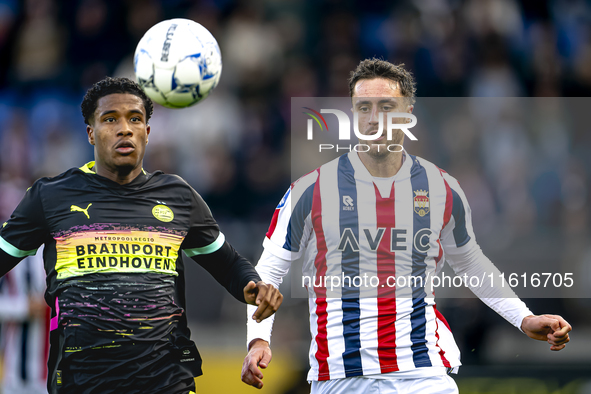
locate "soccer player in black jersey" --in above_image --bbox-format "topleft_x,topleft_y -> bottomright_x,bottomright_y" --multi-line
0,77 -> 283,394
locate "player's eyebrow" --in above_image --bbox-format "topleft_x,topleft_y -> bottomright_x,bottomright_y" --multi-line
99,109 -> 145,117
378,98 -> 399,106
127,109 -> 145,117
354,98 -> 400,106
99,109 -> 118,117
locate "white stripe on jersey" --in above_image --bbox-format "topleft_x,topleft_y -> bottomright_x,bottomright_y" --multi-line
318,158 -> 346,379
393,172 -> 417,372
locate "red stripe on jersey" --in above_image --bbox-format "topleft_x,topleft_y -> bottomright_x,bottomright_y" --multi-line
435,178 -> 454,268
433,305 -> 451,367
434,239 -> 444,272
265,209 -> 281,239
375,183 -> 399,373
442,178 -> 453,230
311,170 -> 330,380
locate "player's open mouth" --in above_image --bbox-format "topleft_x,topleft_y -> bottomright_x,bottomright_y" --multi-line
115,141 -> 135,154
364,130 -> 384,141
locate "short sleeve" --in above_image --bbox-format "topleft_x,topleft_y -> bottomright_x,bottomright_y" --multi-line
181,188 -> 224,257
0,181 -> 48,258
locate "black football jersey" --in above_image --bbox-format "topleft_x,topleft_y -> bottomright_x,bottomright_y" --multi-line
0,162 -> 228,394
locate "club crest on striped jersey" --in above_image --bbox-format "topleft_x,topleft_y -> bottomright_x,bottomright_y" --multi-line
414,190 -> 430,217
152,204 -> 174,222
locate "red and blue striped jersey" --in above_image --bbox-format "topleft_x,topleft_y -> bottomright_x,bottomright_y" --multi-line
264,151 -> 475,381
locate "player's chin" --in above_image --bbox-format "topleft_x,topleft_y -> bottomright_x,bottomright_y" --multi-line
366,145 -> 391,158
112,156 -> 142,172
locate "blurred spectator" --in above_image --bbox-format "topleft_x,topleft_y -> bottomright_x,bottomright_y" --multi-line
11,0 -> 64,85
0,249 -> 49,394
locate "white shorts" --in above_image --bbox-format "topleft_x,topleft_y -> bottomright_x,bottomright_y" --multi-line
310,375 -> 459,394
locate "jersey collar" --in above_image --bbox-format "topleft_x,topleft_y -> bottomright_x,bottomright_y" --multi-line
79,161 -> 147,175
348,150 -> 411,182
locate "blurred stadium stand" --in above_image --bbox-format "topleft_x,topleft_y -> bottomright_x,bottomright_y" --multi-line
1,0 -> 590,393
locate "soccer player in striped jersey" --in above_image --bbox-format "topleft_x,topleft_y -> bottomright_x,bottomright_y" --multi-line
0,249 -> 49,394
0,77 -> 283,394
242,59 -> 571,393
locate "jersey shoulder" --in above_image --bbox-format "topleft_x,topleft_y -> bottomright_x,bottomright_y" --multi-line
28,166 -> 88,192
411,155 -> 461,185
152,173 -> 206,202
412,154 -> 444,175
155,173 -> 194,189
291,154 -> 346,192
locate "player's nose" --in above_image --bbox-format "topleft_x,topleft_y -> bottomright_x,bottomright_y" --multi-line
368,107 -> 380,124
117,120 -> 133,136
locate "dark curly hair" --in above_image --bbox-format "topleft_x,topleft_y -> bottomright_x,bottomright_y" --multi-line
348,58 -> 416,104
81,77 -> 154,125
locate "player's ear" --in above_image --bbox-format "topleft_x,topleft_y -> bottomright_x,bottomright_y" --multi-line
146,124 -> 150,144
87,125 -> 95,145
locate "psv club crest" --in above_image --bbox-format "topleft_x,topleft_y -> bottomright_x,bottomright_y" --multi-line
414,190 -> 430,217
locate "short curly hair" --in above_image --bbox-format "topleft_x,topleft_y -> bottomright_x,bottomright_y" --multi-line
348,58 -> 416,104
81,77 -> 154,125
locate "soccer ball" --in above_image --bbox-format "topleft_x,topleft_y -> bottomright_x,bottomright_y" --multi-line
134,19 -> 222,108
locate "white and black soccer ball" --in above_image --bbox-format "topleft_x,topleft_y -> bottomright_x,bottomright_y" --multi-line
134,19 -> 222,108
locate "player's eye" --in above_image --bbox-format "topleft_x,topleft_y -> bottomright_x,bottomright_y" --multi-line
131,116 -> 142,122
381,105 -> 393,111
358,106 -> 369,112
104,117 -> 116,123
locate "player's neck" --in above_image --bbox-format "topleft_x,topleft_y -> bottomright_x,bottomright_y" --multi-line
94,162 -> 144,185
357,150 -> 404,178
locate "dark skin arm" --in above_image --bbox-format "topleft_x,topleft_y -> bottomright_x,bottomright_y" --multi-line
189,241 -> 282,322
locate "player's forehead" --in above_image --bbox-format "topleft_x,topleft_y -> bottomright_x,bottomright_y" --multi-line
352,77 -> 403,101
95,93 -> 146,116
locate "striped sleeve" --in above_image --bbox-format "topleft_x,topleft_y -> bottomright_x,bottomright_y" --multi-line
439,172 -> 476,255
263,171 -> 318,260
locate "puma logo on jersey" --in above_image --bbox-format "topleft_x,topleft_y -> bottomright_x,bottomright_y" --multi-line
70,203 -> 92,219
